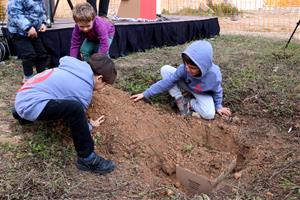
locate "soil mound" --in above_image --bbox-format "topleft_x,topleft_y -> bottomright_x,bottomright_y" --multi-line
88,86 -> 240,190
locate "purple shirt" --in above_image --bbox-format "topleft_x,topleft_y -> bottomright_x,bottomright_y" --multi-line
70,16 -> 115,57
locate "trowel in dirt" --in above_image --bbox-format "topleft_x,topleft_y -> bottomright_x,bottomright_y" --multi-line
176,158 -> 237,194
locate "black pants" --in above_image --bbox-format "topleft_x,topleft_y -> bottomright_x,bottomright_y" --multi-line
11,33 -> 49,76
14,99 -> 94,158
87,0 -> 110,16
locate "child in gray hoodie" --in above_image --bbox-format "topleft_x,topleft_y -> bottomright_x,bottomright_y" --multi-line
131,40 -> 231,119
12,53 -> 117,174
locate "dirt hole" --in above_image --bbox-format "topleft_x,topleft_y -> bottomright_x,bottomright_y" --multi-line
89,86 -> 249,192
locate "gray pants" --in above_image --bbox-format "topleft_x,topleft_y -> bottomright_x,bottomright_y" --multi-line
160,65 -> 215,119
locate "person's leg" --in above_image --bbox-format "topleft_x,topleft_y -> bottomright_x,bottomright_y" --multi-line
190,94 -> 215,120
32,35 -> 49,73
108,37 -> 113,48
36,99 -> 115,174
87,0 -> 97,13
37,99 -> 94,157
11,107 -> 33,125
11,34 -> 36,79
96,37 -> 112,56
160,65 -> 190,115
160,65 -> 183,99
80,39 -> 98,61
98,0 -> 110,16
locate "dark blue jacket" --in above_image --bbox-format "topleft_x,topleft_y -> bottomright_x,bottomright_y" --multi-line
7,0 -> 47,36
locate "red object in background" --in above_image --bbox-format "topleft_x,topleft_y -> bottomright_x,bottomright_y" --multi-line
140,0 -> 156,20
118,0 -> 156,20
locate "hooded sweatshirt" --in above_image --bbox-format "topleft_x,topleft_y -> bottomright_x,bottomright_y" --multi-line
143,40 -> 224,110
15,56 -> 94,121
7,0 -> 47,36
70,16 -> 115,57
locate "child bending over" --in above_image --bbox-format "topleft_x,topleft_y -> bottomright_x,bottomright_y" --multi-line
12,54 -> 117,174
70,2 -> 115,61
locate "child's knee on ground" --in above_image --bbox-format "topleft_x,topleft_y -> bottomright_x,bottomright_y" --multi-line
160,65 -> 176,79
190,98 -> 215,120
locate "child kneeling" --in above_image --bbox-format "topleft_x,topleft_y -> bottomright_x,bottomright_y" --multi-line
131,40 -> 231,119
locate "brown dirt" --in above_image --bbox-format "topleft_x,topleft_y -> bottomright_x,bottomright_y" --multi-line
90,86 -> 238,179
82,85 -> 299,198
0,81 -> 298,199
0,42 -> 299,199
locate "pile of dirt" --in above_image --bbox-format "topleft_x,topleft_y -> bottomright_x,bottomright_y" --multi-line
76,85 -> 299,199
88,86 -> 243,192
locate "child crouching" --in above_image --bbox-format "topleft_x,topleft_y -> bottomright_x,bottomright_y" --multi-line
131,40 -> 231,119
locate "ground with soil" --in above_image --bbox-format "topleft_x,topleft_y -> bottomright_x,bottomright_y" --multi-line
0,35 -> 299,199
85,85 -> 299,199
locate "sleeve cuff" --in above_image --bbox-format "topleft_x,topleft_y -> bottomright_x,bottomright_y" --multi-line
215,104 -> 222,110
143,91 -> 150,99
24,26 -> 32,32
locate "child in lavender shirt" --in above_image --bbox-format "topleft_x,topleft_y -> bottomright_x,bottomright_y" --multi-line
70,2 -> 115,61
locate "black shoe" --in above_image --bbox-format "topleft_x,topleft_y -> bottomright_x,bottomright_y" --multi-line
11,107 -> 33,125
76,154 -> 115,175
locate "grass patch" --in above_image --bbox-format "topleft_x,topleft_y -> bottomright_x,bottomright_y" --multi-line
245,159 -> 300,200
162,1 -> 240,17
117,68 -> 172,107
182,143 -> 194,156
0,123 -> 75,199
118,69 -> 160,94
208,1 -> 240,16
116,35 -> 300,127
215,36 -> 300,123
0,35 -> 299,199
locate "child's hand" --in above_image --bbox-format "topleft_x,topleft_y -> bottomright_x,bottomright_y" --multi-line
89,115 -> 105,127
217,107 -> 232,117
27,27 -> 37,39
39,24 -> 47,32
130,93 -> 144,102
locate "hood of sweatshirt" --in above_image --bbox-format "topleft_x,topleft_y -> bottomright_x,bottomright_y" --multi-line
182,40 -> 213,77
58,56 -> 94,87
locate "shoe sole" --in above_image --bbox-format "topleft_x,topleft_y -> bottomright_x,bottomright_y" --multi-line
76,162 -> 115,175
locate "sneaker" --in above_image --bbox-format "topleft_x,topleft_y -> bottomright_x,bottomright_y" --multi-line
76,153 -> 115,175
175,96 -> 191,116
